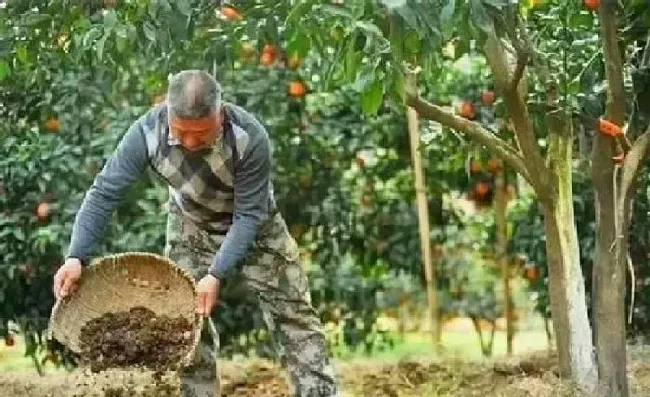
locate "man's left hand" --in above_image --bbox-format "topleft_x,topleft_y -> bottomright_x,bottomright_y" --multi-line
196,274 -> 221,317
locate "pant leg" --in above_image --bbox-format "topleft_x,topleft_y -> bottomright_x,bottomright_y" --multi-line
242,213 -> 339,397
164,205 -> 223,397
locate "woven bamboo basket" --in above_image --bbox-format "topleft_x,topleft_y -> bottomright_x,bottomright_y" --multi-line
48,252 -> 203,368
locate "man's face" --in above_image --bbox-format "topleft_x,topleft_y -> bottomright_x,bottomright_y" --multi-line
169,110 -> 224,152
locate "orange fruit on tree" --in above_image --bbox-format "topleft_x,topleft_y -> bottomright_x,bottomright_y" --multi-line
288,81 -> 306,97
475,181 -> 489,197
45,118 -> 59,132
458,101 -> 474,119
262,44 -> 276,56
481,91 -> 495,105
584,0 -> 598,11
524,265 -> 539,281
486,157 -> 503,173
260,51 -> 275,66
36,202 -> 50,220
220,6 -> 242,21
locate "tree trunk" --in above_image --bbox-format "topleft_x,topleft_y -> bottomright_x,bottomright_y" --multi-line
591,2 -> 632,396
543,114 -> 598,391
495,167 -> 514,355
592,148 -> 629,397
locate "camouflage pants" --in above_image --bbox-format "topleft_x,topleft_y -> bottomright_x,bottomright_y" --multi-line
164,204 -> 339,397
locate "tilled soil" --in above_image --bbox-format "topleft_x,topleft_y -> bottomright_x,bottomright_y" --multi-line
78,306 -> 194,373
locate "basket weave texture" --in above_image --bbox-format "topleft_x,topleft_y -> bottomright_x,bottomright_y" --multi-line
48,252 -> 203,367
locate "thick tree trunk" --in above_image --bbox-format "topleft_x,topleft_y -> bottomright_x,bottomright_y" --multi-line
543,115 -> 598,391
542,199 -> 598,390
592,2 -> 631,396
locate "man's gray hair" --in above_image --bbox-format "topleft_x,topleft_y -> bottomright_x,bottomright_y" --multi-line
167,70 -> 222,120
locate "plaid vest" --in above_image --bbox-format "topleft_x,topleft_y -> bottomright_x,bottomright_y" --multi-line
143,103 -> 276,233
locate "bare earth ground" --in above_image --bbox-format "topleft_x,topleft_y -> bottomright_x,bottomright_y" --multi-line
1,347 -> 649,397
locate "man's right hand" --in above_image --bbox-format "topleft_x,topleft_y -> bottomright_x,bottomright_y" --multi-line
53,258 -> 82,300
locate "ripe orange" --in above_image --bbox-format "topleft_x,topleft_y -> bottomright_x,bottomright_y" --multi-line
260,51 -> 275,66
481,91 -> 495,106
36,202 -> 50,220
221,6 -> 242,21
486,157 -> 503,173
288,81 -> 306,97
262,44 -> 275,55
475,182 -> 489,197
524,265 -> 539,281
458,101 -> 474,119
584,0 -> 598,11
45,118 -> 59,132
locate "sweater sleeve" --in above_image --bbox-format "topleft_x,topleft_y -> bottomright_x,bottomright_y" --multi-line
66,118 -> 150,264
207,132 -> 271,279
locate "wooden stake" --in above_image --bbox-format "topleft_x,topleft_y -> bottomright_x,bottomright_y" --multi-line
495,167 -> 514,355
406,72 -> 439,350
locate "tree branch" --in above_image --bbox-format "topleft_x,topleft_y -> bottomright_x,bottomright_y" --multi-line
483,31 -> 550,193
405,93 -> 532,186
620,126 -> 650,203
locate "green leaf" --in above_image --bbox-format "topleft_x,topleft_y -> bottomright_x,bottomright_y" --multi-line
392,68 -> 405,102
176,0 -> 192,16
116,36 -> 128,53
0,60 -> 8,81
469,0 -> 494,34
96,33 -> 109,61
395,5 -> 420,31
355,21 -> 384,38
361,78 -> 384,115
441,0 -> 456,27
16,46 -> 27,64
24,13 -> 51,27
379,0 -> 407,9
482,0 -> 507,10
344,32 -> 361,83
143,21 -> 157,42
115,26 -> 128,39
320,4 -> 353,19
286,31 -> 311,59
353,62 -> 378,92
103,10 -> 118,28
